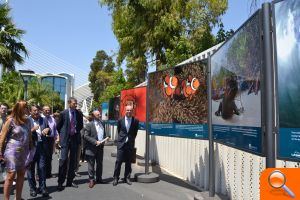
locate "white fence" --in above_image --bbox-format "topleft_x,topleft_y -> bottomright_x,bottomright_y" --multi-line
107,124 -> 300,200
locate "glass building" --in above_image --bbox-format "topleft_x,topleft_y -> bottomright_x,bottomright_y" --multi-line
19,70 -> 74,109
41,75 -> 67,101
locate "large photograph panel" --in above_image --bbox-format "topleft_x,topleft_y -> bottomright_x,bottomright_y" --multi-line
148,61 -> 208,139
275,0 -> 300,161
211,11 -> 262,154
120,87 -> 146,129
101,102 -> 109,121
107,97 -> 120,125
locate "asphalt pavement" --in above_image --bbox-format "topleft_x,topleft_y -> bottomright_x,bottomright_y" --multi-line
0,145 -> 226,200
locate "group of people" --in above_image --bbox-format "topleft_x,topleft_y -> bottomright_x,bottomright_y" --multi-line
0,97 -> 139,200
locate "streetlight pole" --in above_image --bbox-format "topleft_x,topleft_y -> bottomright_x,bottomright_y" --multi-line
0,26 -> 5,81
19,73 -> 28,100
24,80 -> 28,100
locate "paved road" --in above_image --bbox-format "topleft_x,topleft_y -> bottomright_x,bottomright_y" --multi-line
1,146 -> 207,200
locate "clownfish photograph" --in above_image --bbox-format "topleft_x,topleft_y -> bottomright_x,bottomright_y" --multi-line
182,75 -> 200,98
163,75 -> 180,97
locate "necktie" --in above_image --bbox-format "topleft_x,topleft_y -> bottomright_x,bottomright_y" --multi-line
126,118 -> 130,132
70,111 -> 76,135
97,122 -> 103,141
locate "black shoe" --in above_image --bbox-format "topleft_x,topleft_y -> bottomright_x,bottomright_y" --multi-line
30,189 -> 37,197
125,177 -> 132,185
46,174 -> 53,179
96,178 -> 105,184
57,184 -> 64,191
66,182 -> 78,188
41,188 -> 49,197
112,178 -> 118,186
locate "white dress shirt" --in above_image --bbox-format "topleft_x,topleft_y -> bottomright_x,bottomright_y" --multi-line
124,116 -> 132,143
94,120 -> 104,141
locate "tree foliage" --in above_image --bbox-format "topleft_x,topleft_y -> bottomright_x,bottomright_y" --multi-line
0,4 -> 27,71
100,0 -> 228,79
89,50 -> 116,104
27,79 -> 64,111
89,50 -> 129,105
0,71 -> 24,107
99,68 -> 129,103
215,22 -> 234,44
0,72 -> 64,110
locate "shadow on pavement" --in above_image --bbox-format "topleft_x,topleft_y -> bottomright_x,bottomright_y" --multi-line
140,164 -> 201,192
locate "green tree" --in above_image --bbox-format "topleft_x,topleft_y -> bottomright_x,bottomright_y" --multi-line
0,71 -> 24,107
88,50 -> 117,104
27,79 -> 64,110
100,0 -> 228,77
0,4 -> 27,71
99,68 -> 129,103
0,72 -> 63,110
215,22 -> 234,44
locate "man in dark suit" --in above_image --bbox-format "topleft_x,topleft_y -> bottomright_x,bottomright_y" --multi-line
113,105 -> 139,186
42,105 -> 58,179
57,97 -> 83,191
84,110 -> 107,188
27,105 -> 50,197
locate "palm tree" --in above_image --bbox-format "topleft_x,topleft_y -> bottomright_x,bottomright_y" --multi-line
0,3 -> 27,71
0,71 -> 24,107
27,79 -> 64,110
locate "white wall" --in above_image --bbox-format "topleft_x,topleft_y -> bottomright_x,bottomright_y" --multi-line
108,125 -> 300,200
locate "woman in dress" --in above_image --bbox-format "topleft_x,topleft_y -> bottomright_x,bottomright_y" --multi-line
0,100 -> 32,200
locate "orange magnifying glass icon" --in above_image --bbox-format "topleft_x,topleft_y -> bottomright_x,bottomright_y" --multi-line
268,170 -> 295,198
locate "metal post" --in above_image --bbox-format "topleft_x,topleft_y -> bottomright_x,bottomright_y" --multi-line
110,124 -> 115,141
24,80 -> 28,100
208,54 -> 215,197
136,73 -> 159,183
145,78 -> 150,174
0,63 -> 3,81
262,3 -> 275,168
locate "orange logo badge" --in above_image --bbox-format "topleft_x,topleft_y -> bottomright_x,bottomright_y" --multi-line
260,168 -> 300,199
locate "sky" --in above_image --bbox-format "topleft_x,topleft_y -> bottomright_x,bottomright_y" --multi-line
7,0 -> 271,88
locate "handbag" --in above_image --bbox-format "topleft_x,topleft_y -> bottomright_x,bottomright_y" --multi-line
131,147 -> 137,163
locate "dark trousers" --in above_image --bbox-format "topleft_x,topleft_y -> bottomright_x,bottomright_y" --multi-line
86,148 -> 104,181
113,144 -> 132,179
27,142 -> 46,190
57,137 -> 78,185
44,137 -> 54,177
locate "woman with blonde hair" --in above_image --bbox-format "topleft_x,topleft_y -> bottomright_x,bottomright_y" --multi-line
0,100 -> 33,200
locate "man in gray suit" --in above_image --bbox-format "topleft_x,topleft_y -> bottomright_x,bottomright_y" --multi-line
84,110 -> 106,188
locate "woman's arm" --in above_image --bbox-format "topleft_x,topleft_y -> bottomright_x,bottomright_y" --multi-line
0,118 -> 12,156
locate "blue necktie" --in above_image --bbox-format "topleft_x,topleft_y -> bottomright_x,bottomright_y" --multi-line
70,111 -> 75,135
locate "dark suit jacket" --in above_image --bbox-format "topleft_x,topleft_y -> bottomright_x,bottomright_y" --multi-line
57,109 -> 83,147
29,116 -> 49,145
84,120 -> 106,157
116,117 -> 139,150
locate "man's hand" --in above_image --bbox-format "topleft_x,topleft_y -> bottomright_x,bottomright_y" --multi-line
96,141 -> 101,146
0,154 -> 4,164
42,128 -> 50,136
33,125 -> 39,131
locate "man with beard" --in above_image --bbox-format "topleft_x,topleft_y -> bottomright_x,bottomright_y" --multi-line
84,110 -> 107,188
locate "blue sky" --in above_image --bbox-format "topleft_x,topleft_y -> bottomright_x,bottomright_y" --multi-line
8,0 -> 270,87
